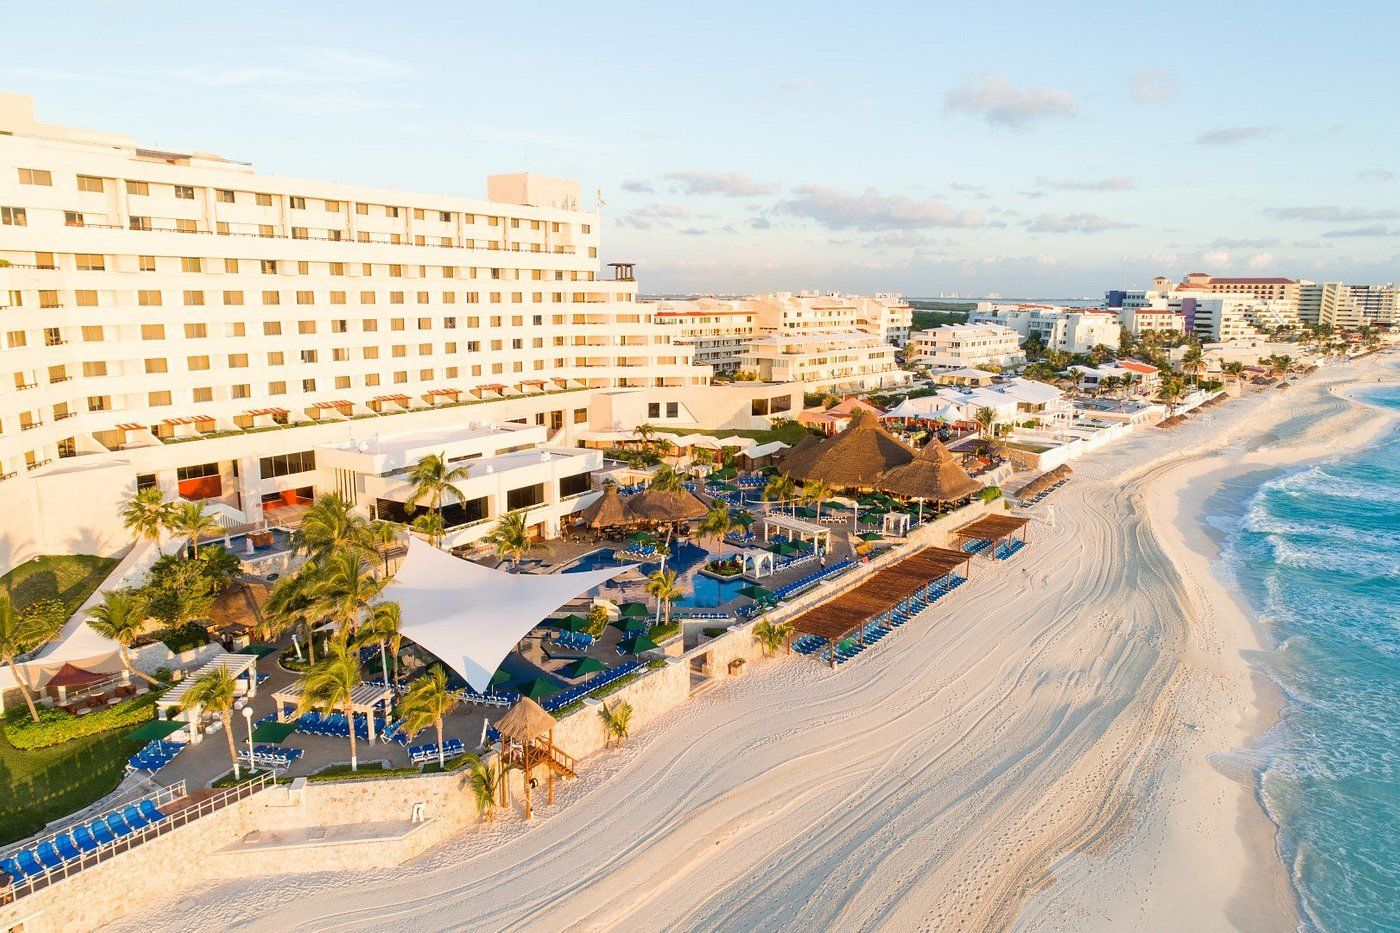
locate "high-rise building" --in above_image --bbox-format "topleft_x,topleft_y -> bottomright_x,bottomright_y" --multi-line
1347,283 -> 1398,326
1297,282 -> 1362,329
651,298 -> 757,371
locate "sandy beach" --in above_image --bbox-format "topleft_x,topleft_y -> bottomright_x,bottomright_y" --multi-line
109,353 -> 1398,933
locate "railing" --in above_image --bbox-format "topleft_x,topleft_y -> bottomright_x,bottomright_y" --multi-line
1,772 -> 274,902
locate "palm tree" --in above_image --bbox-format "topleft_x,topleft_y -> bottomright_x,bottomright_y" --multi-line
974,405 -> 998,442
752,617 -> 794,657
310,551 -> 386,643
802,479 -> 835,520
1223,360 -> 1245,391
404,452 -> 470,545
178,667 -> 241,779
410,510 -> 447,548
122,487 -> 172,547
484,511 -> 551,570
1157,378 -> 1185,415
634,423 -> 658,445
719,445 -> 740,470
297,643 -> 363,771
462,754 -> 503,821
367,521 -> 399,576
698,500 -> 734,555
0,593 -> 45,722
262,563 -> 324,663
598,699 -> 633,748
353,601 -> 403,690
1182,344 -> 1206,385
194,545 -> 241,596
400,666 -> 461,769
763,474 -> 796,515
294,494 -> 374,564
649,464 -> 684,493
166,501 -> 222,559
645,568 -> 682,625
584,604 -> 610,638
86,589 -> 161,686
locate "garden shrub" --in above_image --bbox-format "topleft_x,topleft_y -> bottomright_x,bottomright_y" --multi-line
3,690 -> 162,750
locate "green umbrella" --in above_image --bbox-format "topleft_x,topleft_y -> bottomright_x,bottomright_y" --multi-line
565,657 -> 607,678
627,530 -> 656,544
514,676 -> 562,700
490,669 -> 512,687
620,633 -> 660,654
732,511 -> 755,527
708,482 -> 738,493
251,721 -> 299,743
769,541 -> 801,556
793,506 -> 818,519
858,531 -> 884,541
619,602 -> 650,618
124,719 -> 184,742
712,467 -> 737,480
237,644 -> 279,658
553,614 -> 591,632
614,615 -> 649,633
738,584 -> 773,599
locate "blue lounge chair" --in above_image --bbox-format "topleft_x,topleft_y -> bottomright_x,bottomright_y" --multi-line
105,813 -> 134,838
122,805 -> 150,830
34,842 -> 63,870
89,819 -> 116,846
139,799 -> 166,824
1,856 -> 26,882
17,849 -> 45,878
55,834 -> 82,862
72,825 -> 99,853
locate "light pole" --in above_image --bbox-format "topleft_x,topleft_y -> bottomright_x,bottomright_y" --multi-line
241,705 -> 254,774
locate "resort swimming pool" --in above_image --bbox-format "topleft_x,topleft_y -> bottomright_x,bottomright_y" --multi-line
562,540 -> 710,577
674,573 -> 745,608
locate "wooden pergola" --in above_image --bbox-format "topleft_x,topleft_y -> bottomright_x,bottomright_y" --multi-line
788,546 -> 972,666
271,680 -> 395,743
496,697 -> 576,820
953,514 -> 1032,556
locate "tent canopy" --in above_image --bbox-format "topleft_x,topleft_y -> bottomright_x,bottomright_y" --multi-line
388,538 -> 629,693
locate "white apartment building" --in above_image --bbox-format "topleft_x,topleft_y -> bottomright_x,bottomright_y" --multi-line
968,304 -> 1122,354
1348,283 -> 1398,326
1103,289 -> 1187,337
0,94 -> 830,570
651,297 -> 756,371
907,323 -> 1024,369
1297,282 -> 1363,329
1188,296 -> 1265,342
740,331 -> 907,392
852,293 -> 913,346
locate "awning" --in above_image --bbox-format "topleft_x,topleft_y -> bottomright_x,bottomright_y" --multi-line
387,538 -> 629,693
43,663 -> 108,690
251,721 -> 299,742
124,719 -> 185,742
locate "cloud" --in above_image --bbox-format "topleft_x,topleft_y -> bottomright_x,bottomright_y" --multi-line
677,227 -> 707,236
944,76 -> 1078,128
750,216 -> 773,230
1264,206 -> 1400,222
1321,225 -> 1400,238
617,202 -> 691,229
1247,252 -> 1276,269
1035,174 -> 1135,191
663,171 -> 777,197
774,186 -> 984,231
1356,168 -> 1395,182
1209,237 -> 1280,248
1196,125 -> 1277,145
950,182 -> 986,192
1129,67 -> 1177,103
621,179 -> 654,193
1202,249 -> 1232,266
1025,212 -> 1133,233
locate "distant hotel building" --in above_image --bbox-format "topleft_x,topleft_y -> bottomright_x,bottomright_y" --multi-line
967,303 -> 1122,354
652,298 -> 756,371
907,322 -> 1024,369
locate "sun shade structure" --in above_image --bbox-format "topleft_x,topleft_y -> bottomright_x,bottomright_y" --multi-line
124,719 -> 185,742
626,486 -> 709,523
1014,464 -> 1073,499
954,514 -> 1032,548
619,602 -> 650,618
251,720 -> 299,742
42,663 -> 107,691
515,676 -> 563,700
875,440 -> 981,502
575,485 -> 635,528
388,537 -> 631,693
565,657 -> 607,678
782,414 -> 915,487
496,696 -> 556,744
620,633 -> 660,654
553,614 -> 591,632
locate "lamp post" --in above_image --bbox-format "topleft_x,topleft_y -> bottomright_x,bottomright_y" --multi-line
241,705 -> 254,774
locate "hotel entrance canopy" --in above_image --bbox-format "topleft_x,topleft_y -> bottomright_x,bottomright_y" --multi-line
388,538 -> 630,693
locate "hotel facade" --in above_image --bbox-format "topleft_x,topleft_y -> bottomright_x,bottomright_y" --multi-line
907,323 -> 1025,370
0,93 -> 815,569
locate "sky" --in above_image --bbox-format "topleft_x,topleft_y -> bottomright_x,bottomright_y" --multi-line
4,0 -> 1397,297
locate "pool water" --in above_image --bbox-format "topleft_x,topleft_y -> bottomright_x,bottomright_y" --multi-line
675,573 -> 745,608
563,540 -> 711,577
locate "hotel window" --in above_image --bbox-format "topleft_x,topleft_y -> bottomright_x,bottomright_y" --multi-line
88,395 -> 110,412
182,257 -> 202,273
174,185 -> 195,199
77,175 -> 105,193
128,215 -> 151,230
300,350 -> 318,364
392,345 -> 407,358
335,375 -> 351,389
144,359 -> 168,374
81,326 -> 103,342
359,291 -> 375,304
332,348 -> 349,361
126,180 -> 149,195
139,255 -> 156,272
390,292 -> 405,305
76,254 -> 105,271
582,224 -> 591,234
329,262 -> 345,276
261,259 -> 278,274
64,211 -> 85,227
263,321 -> 282,336
229,353 -> 249,368
262,290 -> 280,305
18,168 -> 52,186
363,347 -> 379,359
393,371 -> 408,384
330,291 -> 346,304
183,290 -> 204,306
34,252 -> 55,269
356,203 -> 369,215
258,224 -> 274,238
389,264 -> 403,278
417,342 -> 431,355
390,318 -> 405,331
418,368 -> 432,380
141,324 -> 165,340
298,321 -> 316,335
0,206 -> 26,226
413,208 -> 425,220
138,290 -> 162,307
267,351 -> 285,365
228,322 -> 246,336
83,361 -> 107,376
223,290 -> 244,305
216,189 -> 235,203
573,407 -> 588,424
192,387 -> 214,403
148,390 -> 172,406
386,206 -> 400,218
6,330 -> 26,348
288,196 -> 306,210
362,319 -> 378,332
232,384 -> 250,398
332,319 -> 348,333
223,258 -> 239,273
72,290 -> 94,308
417,292 -> 429,305
417,316 -> 431,329
184,323 -> 207,338
175,219 -> 197,233
255,192 -> 273,207
296,290 -> 313,305
260,450 -> 316,478
187,355 -> 210,371
325,199 -> 341,212
292,227 -> 308,239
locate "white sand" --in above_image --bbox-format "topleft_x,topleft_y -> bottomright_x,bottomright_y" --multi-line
111,353 -> 1398,933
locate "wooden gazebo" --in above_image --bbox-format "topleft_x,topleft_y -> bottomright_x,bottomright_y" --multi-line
625,486 -> 708,524
953,513 -> 1032,556
875,439 -> 981,517
496,697 -> 576,819
781,413 -> 914,489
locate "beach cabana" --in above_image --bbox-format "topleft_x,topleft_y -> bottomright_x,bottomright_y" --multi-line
953,514 -> 1032,558
782,413 -> 914,489
626,486 -> 709,524
272,679 -> 394,742
496,697 -> 574,819
875,440 -> 982,520
575,485 -> 636,530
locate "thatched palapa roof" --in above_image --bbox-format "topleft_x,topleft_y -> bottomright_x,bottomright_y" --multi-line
496,696 -> 556,743
875,440 -> 981,502
777,434 -> 822,475
626,486 -> 708,523
783,414 -> 914,488
576,484 -> 634,528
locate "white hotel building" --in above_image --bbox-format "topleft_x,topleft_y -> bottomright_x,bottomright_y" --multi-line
907,322 -> 1024,370
967,303 -> 1122,354
0,93 -> 812,568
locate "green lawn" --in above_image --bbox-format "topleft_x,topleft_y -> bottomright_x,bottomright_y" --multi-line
0,554 -> 120,614
0,724 -> 142,845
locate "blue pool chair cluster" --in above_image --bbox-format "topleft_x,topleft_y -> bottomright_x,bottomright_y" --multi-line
125,739 -> 187,774
1,798 -> 169,887
736,476 -> 765,488
771,558 -> 856,600
792,574 -> 967,665
677,610 -> 731,620
541,661 -> 643,712
616,482 -> 646,495
241,744 -> 303,769
553,630 -> 594,650
993,538 -> 1026,560
462,687 -> 519,707
295,710 -> 371,740
961,538 -> 992,556
409,739 -> 465,765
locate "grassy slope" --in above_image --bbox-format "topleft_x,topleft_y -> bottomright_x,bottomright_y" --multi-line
0,553 -> 128,845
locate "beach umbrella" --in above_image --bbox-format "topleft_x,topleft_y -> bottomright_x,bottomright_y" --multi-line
768,541 -> 802,556
490,669 -> 512,687
250,721 -> 298,743
858,531 -> 884,542
514,677 -> 562,700
737,584 -> 773,600
620,633 -> 660,654
614,615 -> 649,633
627,530 -> 656,544
565,657 -> 607,679
619,602 -> 649,618
553,614 -> 591,632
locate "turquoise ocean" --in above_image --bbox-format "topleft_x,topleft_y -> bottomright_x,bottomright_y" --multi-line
1216,382 -> 1399,931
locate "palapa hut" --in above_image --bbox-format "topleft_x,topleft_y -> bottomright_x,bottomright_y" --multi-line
782,411 -> 914,489
625,486 -> 709,524
575,484 -> 635,529
875,439 -> 981,515
496,696 -> 575,819
776,434 -> 822,477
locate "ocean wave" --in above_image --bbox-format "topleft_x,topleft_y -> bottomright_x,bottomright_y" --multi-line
1262,463 -> 1398,503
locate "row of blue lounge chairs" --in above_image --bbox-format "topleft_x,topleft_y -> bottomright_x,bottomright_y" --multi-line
553,630 -> 594,650
409,739 -> 466,764
126,739 -> 187,774
792,574 -> 967,665
240,744 -> 304,769
677,610 -> 731,620
1019,478 -> 1068,505
961,538 -> 993,556
771,558 -> 856,600
1,798 -> 168,886
295,710 -> 371,740
994,539 -> 1026,560
541,661 -> 643,712
461,687 -> 519,707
